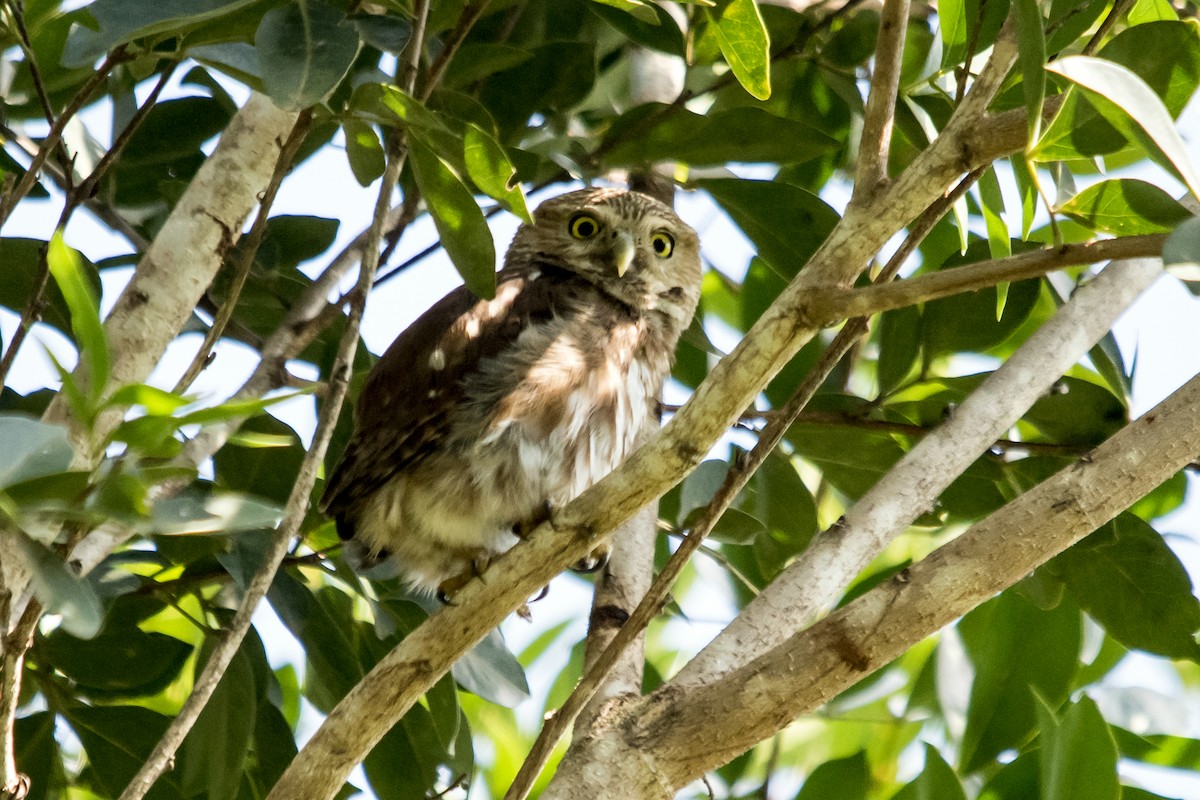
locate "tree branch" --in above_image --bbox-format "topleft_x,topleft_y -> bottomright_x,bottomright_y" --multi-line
672,258 -> 1162,688
625,357 -> 1200,789
853,0 -> 910,200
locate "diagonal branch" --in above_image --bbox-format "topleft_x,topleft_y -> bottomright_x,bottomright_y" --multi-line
624,345 -> 1200,789
672,257 -> 1162,687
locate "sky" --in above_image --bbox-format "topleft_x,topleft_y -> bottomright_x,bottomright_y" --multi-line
4,64 -> 1200,799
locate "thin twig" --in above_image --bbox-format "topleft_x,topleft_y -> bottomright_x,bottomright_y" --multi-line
3,0 -> 73,182
0,599 -> 40,796
853,0 -> 911,200
70,61 -> 181,206
1082,0 -> 1135,55
420,1 -> 493,101
173,110 -> 315,394
0,47 -> 129,227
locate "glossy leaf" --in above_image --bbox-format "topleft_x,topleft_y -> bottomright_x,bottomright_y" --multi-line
343,118 -> 386,186
42,626 -> 192,698
453,628 -> 531,707
409,136 -> 497,299
706,0 -> 771,100
255,0 -> 361,111
1058,179 -> 1190,236
1047,56 -> 1200,199
463,123 -> 532,223
1052,514 -> 1200,660
591,0 -> 660,24
0,415 -> 74,489
794,751 -> 870,800
180,638 -> 261,800
48,230 -> 108,403
63,0 -> 262,67
149,491 -> 282,535
0,238 -> 101,341
64,705 -> 186,799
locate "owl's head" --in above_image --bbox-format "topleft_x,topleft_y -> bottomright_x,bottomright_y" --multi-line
506,188 -> 701,326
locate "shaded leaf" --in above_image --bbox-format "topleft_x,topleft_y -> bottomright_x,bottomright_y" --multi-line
795,751 -> 870,800
1013,0 -> 1046,144
255,0 -> 361,110
453,628 -> 530,707
958,590 -> 1081,771
0,415 -> 74,489
1059,179 -> 1190,236
12,529 -> 103,639
64,0 -> 262,67
1036,695 -> 1120,800
42,627 -> 192,698
892,744 -> 967,800
343,118 -> 386,186
605,105 -> 837,167
1052,513 -> 1200,660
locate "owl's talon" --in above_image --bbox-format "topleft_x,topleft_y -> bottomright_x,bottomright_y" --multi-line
513,500 -> 554,540
530,585 -> 550,603
516,603 -> 533,622
570,545 -> 611,574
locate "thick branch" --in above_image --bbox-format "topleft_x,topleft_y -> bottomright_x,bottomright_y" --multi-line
628,361 -> 1200,789
673,258 -> 1162,687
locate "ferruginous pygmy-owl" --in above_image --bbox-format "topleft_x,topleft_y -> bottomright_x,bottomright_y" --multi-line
320,187 -> 702,596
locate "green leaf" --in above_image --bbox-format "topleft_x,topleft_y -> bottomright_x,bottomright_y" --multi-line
440,44 -> 535,88
892,744 -> 967,800
463,123 -> 532,223
591,0 -> 660,24
268,574 -> 362,712
795,751 -> 870,800
180,638 -> 260,800
958,590 -> 1081,772
1013,0 -> 1047,145
15,712 -> 63,800
213,415 -> 305,505
11,529 -> 103,639
1035,22 -> 1200,162
409,136 -> 497,300
149,491 -> 283,535
1045,56 -> 1200,199
42,626 -> 193,698
978,750 -> 1040,800
604,105 -> 837,166
706,0 -> 771,100
64,705 -> 186,799
48,230 -> 109,403
698,179 -> 840,278
348,11 -> 410,54
0,414 -> 74,489
255,0 -> 361,111
877,304 -> 922,394
1011,156 -> 1039,240
343,119 -> 386,186
0,238 -> 101,341
63,0 -> 263,68
1052,513 -> 1200,660
1036,695 -> 1120,800
1059,179 -> 1190,236
747,452 -> 818,578
1024,375 -> 1126,445
979,166 -> 1012,260
452,628 -> 530,707
105,384 -> 190,416
938,0 -> 968,67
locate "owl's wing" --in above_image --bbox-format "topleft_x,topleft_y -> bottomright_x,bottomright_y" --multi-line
319,268 -> 568,530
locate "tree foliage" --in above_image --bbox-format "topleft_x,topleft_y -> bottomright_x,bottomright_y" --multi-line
2,0 -> 1200,799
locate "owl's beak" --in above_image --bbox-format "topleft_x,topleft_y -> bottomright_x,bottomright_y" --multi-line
612,232 -> 635,277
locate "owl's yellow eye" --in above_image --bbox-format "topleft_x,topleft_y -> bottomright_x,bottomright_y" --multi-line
650,231 -> 675,258
569,214 -> 600,239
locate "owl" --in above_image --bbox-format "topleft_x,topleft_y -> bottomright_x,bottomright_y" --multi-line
320,188 -> 702,597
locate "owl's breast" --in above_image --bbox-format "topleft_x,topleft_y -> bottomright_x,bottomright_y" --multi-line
456,306 -> 669,517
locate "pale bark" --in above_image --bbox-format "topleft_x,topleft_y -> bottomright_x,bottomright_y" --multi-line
544,356 -> 1200,797
673,258 -> 1163,686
